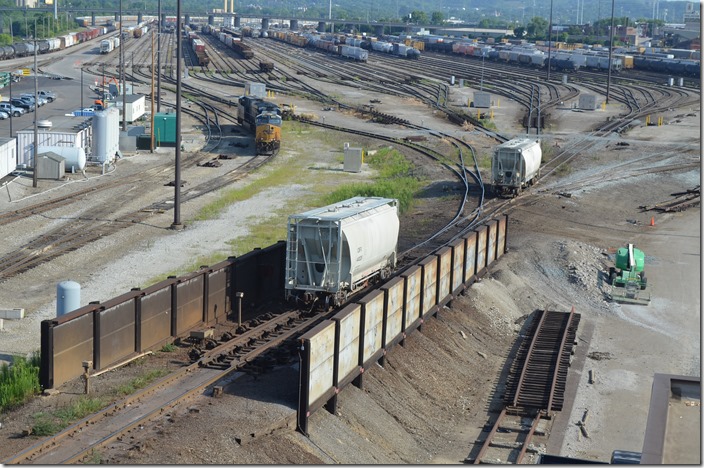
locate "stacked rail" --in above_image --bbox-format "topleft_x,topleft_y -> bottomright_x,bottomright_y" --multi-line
503,309 -> 580,411
472,308 -> 580,464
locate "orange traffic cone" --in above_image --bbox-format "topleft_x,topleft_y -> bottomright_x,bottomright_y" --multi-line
650,216 -> 655,226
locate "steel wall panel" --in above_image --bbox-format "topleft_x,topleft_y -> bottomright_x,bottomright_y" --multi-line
487,219 -> 498,266
420,256 -> 438,316
207,268 -> 228,324
97,301 -> 135,369
52,314 -> 93,388
402,265 -> 422,329
475,225 -> 488,274
334,304 -> 361,385
303,320 -> 336,406
450,237 -> 466,294
464,231 -> 477,284
233,242 -> 286,319
381,276 -> 404,345
497,215 -> 507,259
436,247 -> 452,305
140,287 -> 172,350
176,276 -> 204,335
358,290 -> 385,363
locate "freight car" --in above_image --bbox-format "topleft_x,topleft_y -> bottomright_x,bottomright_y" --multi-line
285,196 -> 400,308
237,95 -> 282,155
0,27 -> 111,61
491,138 -> 542,197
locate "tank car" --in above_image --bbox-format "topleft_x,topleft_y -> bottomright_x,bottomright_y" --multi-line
285,197 -> 400,308
491,138 -> 542,197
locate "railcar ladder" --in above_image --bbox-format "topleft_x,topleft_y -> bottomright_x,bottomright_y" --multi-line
285,223 -> 299,285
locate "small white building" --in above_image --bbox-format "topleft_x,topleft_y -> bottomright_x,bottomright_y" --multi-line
0,137 -> 17,179
16,117 -> 92,168
118,94 -> 146,124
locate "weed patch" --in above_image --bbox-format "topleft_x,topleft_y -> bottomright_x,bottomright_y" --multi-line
0,352 -> 41,413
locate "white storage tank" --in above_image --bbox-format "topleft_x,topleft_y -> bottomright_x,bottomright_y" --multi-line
39,146 -> 86,172
57,280 -> 80,316
491,138 -> 542,196
92,107 -> 120,163
285,197 -> 399,306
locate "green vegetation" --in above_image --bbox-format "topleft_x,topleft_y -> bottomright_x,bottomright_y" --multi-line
321,146 -> 422,213
160,343 -> 176,352
194,164 -> 296,221
115,369 -> 169,397
83,450 -> 103,465
476,150 -> 492,170
0,352 -> 41,413
31,397 -> 106,436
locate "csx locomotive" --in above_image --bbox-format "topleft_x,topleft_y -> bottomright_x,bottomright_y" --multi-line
237,96 -> 282,155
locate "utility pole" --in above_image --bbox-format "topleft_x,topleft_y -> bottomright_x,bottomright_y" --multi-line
120,0 -> 126,131
546,0 -> 553,81
150,29 -> 154,152
172,0 -> 182,230
157,0 -> 161,112
32,18 -> 38,188
606,0 -> 615,104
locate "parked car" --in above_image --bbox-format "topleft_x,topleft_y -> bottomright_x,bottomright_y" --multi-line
20,94 -> 47,107
0,103 -> 26,117
38,90 -> 56,102
10,98 -> 34,111
0,111 -> 10,120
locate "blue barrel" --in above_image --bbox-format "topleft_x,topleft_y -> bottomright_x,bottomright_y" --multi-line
57,281 -> 81,316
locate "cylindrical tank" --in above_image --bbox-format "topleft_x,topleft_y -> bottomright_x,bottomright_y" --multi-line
667,77 -> 674,86
562,74 -> 568,84
57,281 -> 81,316
38,146 -> 86,172
678,77 -> 684,87
92,107 -> 120,163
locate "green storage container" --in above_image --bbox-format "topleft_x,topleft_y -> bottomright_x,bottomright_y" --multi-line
153,113 -> 176,146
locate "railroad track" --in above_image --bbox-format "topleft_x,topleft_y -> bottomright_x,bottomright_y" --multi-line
469,309 -> 581,464
2,308 -> 319,464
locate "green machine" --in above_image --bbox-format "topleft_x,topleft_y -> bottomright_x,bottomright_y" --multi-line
609,243 -> 651,305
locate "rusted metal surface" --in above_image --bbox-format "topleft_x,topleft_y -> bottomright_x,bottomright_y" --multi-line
419,255 -> 438,317
7,310 -> 317,464
475,225 -> 488,275
504,309 -> 581,411
436,247 -> 452,306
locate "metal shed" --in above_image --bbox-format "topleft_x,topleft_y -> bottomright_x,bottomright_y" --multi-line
36,152 -> 65,180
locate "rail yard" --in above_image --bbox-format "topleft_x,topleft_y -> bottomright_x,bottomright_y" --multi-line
0,20 -> 699,465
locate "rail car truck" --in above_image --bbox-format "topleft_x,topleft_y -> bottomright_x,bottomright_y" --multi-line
237,95 -> 281,155
491,138 -> 542,197
285,197 -> 400,308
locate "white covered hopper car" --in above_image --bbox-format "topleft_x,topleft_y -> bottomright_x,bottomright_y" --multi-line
491,138 -> 542,196
285,197 -> 399,307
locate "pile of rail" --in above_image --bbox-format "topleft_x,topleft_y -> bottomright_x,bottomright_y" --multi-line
470,308 -> 581,464
639,186 -> 700,213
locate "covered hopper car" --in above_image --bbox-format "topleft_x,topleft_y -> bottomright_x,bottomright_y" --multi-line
491,138 -> 542,197
285,197 -> 400,308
